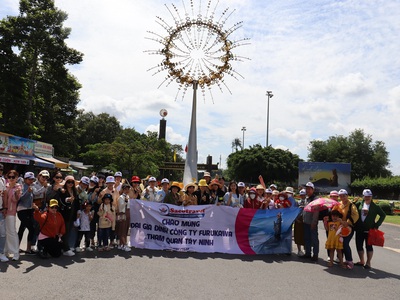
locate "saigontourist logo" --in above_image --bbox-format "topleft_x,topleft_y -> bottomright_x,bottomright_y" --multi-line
158,205 -> 205,219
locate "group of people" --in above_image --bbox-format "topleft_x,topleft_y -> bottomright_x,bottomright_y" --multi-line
294,182 -> 386,270
0,167 -> 135,261
0,164 -> 386,270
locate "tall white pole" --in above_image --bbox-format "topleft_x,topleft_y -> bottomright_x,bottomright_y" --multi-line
183,81 -> 198,186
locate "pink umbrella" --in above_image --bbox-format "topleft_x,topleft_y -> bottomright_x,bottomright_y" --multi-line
303,197 -> 339,212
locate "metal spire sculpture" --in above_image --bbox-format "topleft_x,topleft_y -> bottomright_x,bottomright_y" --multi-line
146,0 -> 249,186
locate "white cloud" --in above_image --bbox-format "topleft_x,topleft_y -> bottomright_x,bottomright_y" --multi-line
2,0 -> 400,175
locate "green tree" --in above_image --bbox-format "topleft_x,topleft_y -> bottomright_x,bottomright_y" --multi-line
308,129 -> 391,180
75,111 -> 122,153
80,128 -> 184,180
0,0 -> 83,157
226,144 -> 301,184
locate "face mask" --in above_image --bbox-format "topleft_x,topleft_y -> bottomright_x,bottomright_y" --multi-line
250,194 -> 256,200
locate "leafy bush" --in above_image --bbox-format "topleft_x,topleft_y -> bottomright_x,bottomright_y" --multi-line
378,202 -> 393,215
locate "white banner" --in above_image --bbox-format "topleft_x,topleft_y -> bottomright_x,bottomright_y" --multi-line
130,200 -> 300,255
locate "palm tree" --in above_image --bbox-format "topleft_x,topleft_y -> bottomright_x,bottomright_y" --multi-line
232,138 -> 242,152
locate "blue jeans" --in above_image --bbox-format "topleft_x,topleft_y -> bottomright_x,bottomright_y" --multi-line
343,229 -> 354,262
98,227 -> 111,247
303,223 -> 319,257
0,213 -> 6,254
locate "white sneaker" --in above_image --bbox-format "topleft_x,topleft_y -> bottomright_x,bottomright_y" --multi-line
63,250 -> 75,257
0,253 -> 9,262
12,253 -> 19,261
123,246 -> 131,252
297,250 -> 304,257
117,245 -> 123,250
75,247 -> 83,253
86,247 -> 93,252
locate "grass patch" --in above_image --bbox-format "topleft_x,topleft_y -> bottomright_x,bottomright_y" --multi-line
384,215 -> 400,225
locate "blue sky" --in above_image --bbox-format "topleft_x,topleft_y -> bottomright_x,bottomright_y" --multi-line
1,0 -> 400,174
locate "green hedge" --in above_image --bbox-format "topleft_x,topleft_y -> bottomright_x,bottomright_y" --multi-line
350,176 -> 400,200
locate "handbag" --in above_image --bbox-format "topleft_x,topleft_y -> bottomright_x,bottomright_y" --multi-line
367,228 -> 385,247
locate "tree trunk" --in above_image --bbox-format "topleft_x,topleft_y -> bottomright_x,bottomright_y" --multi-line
27,48 -> 38,131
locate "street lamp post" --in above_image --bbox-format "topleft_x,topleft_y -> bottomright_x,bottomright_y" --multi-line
266,91 -> 273,147
241,126 -> 246,150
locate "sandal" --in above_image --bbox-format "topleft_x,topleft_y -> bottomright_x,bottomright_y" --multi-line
327,262 -> 333,267
340,263 -> 347,269
354,262 -> 364,266
364,264 -> 371,269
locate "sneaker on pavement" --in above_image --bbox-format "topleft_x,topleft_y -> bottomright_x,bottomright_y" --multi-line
0,254 -> 9,262
117,245 -> 123,250
86,247 -> 93,252
25,250 -> 36,255
75,247 -> 83,253
297,250 -> 304,257
12,254 -> 20,261
63,250 -> 75,257
123,246 -> 131,252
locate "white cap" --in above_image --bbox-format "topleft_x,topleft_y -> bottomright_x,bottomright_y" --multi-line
330,190 -> 339,197
285,187 -> 294,194
238,182 -> 245,187
148,176 -> 157,182
363,189 -> 373,197
265,188 -> 273,194
305,182 -> 314,189
39,170 -> 50,177
269,184 -> 277,189
90,176 -> 99,183
299,189 -> 306,195
24,172 -> 35,179
338,189 -> 348,195
106,176 -> 115,184
114,171 -> 122,177
161,178 -> 169,184
80,176 -> 90,185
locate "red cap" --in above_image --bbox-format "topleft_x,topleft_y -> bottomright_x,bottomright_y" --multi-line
131,175 -> 140,183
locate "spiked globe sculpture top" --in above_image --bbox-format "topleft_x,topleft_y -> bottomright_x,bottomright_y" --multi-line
147,0 -> 249,186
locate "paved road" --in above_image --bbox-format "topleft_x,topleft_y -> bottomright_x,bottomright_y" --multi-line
1,222 -> 399,300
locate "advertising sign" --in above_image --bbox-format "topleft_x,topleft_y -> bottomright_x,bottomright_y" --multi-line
298,162 -> 351,192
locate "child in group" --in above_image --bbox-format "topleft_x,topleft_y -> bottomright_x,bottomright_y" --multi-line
97,193 -> 115,251
74,202 -> 94,252
324,209 -> 344,267
116,184 -> 131,251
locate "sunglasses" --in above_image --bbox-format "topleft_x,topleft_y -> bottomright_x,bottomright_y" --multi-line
66,181 -> 75,184
55,176 -> 63,179
8,176 -> 16,179
42,176 -> 49,180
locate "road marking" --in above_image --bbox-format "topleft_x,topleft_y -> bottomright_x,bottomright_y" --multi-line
384,246 -> 400,254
